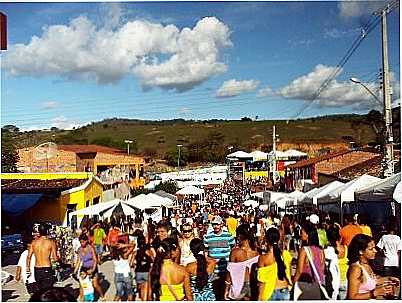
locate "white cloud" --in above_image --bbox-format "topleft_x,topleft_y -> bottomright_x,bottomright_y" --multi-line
338,1 -> 391,18
51,116 -> 81,130
324,28 -> 360,39
178,107 -> 191,114
216,79 -> 259,98
257,86 -> 274,97
4,16 -> 232,92
42,101 -> 58,109
278,64 -> 400,110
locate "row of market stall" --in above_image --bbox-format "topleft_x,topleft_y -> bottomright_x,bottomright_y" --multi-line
249,173 -> 401,225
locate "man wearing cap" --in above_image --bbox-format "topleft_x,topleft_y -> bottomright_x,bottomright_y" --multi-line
204,215 -> 235,300
308,214 -> 328,248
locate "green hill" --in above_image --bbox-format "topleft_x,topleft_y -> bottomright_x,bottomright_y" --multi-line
12,113 -> 382,158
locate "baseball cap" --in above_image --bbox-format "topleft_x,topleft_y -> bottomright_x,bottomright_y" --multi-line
309,214 -> 320,225
212,216 -> 223,225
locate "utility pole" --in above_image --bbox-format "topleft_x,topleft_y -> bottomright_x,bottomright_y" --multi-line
272,125 -> 277,185
380,5 -> 394,177
177,144 -> 183,172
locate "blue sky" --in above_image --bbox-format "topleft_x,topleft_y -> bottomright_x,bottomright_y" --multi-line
0,1 -> 400,130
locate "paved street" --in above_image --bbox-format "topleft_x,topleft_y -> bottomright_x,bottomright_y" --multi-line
2,256 -> 118,302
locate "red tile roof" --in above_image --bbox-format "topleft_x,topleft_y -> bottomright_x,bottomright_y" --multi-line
1,178 -> 87,193
58,144 -> 125,154
287,149 -> 350,169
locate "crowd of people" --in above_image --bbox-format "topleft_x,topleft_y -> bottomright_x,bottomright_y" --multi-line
14,178 -> 401,301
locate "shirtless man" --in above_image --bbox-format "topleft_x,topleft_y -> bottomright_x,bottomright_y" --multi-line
26,223 -> 59,291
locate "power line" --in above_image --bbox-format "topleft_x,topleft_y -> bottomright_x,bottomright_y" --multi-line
290,0 -> 399,119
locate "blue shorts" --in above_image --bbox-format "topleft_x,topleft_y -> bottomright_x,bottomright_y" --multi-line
115,273 -> 134,297
84,293 -> 95,302
95,244 -> 103,256
135,272 -> 149,284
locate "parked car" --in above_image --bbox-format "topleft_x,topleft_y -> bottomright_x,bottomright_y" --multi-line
1,233 -> 24,255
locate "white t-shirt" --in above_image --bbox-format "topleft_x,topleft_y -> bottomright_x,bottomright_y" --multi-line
79,276 -> 94,295
377,234 -> 402,267
113,258 -> 131,277
17,250 -> 36,284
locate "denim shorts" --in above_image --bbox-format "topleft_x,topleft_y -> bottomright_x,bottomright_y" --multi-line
270,288 -> 290,301
135,272 -> 149,284
95,244 -> 103,256
115,273 -> 134,297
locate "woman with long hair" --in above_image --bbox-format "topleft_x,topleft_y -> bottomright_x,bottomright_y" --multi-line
292,221 -> 325,300
74,234 -> 105,301
185,238 -> 217,301
149,238 -> 193,301
347,234 -> 399,299
257,227 -> 290,300
133,234 -> 153,301
224,224 -> 259,300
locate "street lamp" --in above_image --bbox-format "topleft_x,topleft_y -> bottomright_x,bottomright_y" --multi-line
124,139 -> 134,155
227,146 -> 233,180
350,77 -> 382,105
350,77 -> 394,177
177,144 -> 183,172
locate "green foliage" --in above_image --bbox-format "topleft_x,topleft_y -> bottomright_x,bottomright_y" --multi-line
1,132 -> 20,172
165,146 -> 188,167
154,180 -> 178,194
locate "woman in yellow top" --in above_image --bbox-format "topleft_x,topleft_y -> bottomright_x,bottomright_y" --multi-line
257,227 -> 290,300
358,214 -> 372,237
149,238 -> 193,301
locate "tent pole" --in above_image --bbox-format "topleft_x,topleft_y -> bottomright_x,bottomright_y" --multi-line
340,200 -> 343,224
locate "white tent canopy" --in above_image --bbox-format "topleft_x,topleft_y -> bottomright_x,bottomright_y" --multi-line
69,199 -> 121,217
317,174 -> 381,205
250,150 -> 268,162
268,150 -> 287,159
302,181 -> 345,205
125,194 -> 150,210
250,191 -> 289,203
284,149 -> 307,157
176,185 -> 205,196
393,181 -> 401,203
102,202 -> 138,218
355,172 -> 401,202
227,150 -> 253,159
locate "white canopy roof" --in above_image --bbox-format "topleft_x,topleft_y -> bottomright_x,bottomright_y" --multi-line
284,149 -> 307,157
355,173 -> 401,203
102,202 -> 137,218
250,150 -> 268,161
393,181 -> 401,203
302,181 -> 345,205
125,194 -> 150,210
317,174 -> 381,204
268,150 -> 287,158
176,185 -> 205,195
250,191 -> 289,203
227,150 -> 253,159
69,199 -> 121,217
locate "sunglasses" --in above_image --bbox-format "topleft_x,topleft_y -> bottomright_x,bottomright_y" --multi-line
182,230 -> 192,233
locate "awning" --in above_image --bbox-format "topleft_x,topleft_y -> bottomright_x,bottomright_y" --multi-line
1,193 -> 44,215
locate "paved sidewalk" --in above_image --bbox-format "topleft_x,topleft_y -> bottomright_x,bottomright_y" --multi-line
2,261 -> 118,302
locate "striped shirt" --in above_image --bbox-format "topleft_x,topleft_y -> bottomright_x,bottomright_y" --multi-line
204,230 -> 235,273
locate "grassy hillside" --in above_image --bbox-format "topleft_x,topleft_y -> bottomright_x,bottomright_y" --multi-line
13,114 -> 380,160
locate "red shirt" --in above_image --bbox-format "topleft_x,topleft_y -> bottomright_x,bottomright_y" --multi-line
108,228 -> 120,245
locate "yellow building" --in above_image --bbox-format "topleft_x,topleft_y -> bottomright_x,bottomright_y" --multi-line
1,172 -> 104,225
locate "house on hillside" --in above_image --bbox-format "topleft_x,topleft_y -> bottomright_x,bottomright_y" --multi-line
17,144 -> 146,189
285,149 -> 382,191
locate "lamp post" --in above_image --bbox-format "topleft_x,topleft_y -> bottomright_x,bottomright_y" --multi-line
177,144 -> 183,172
227,146 -> 233,180
350,77 -> 394,177
350,78 -> 382,105
124,140 -> 133,156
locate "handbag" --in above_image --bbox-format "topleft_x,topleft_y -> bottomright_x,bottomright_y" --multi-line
304,247 -> 330,300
